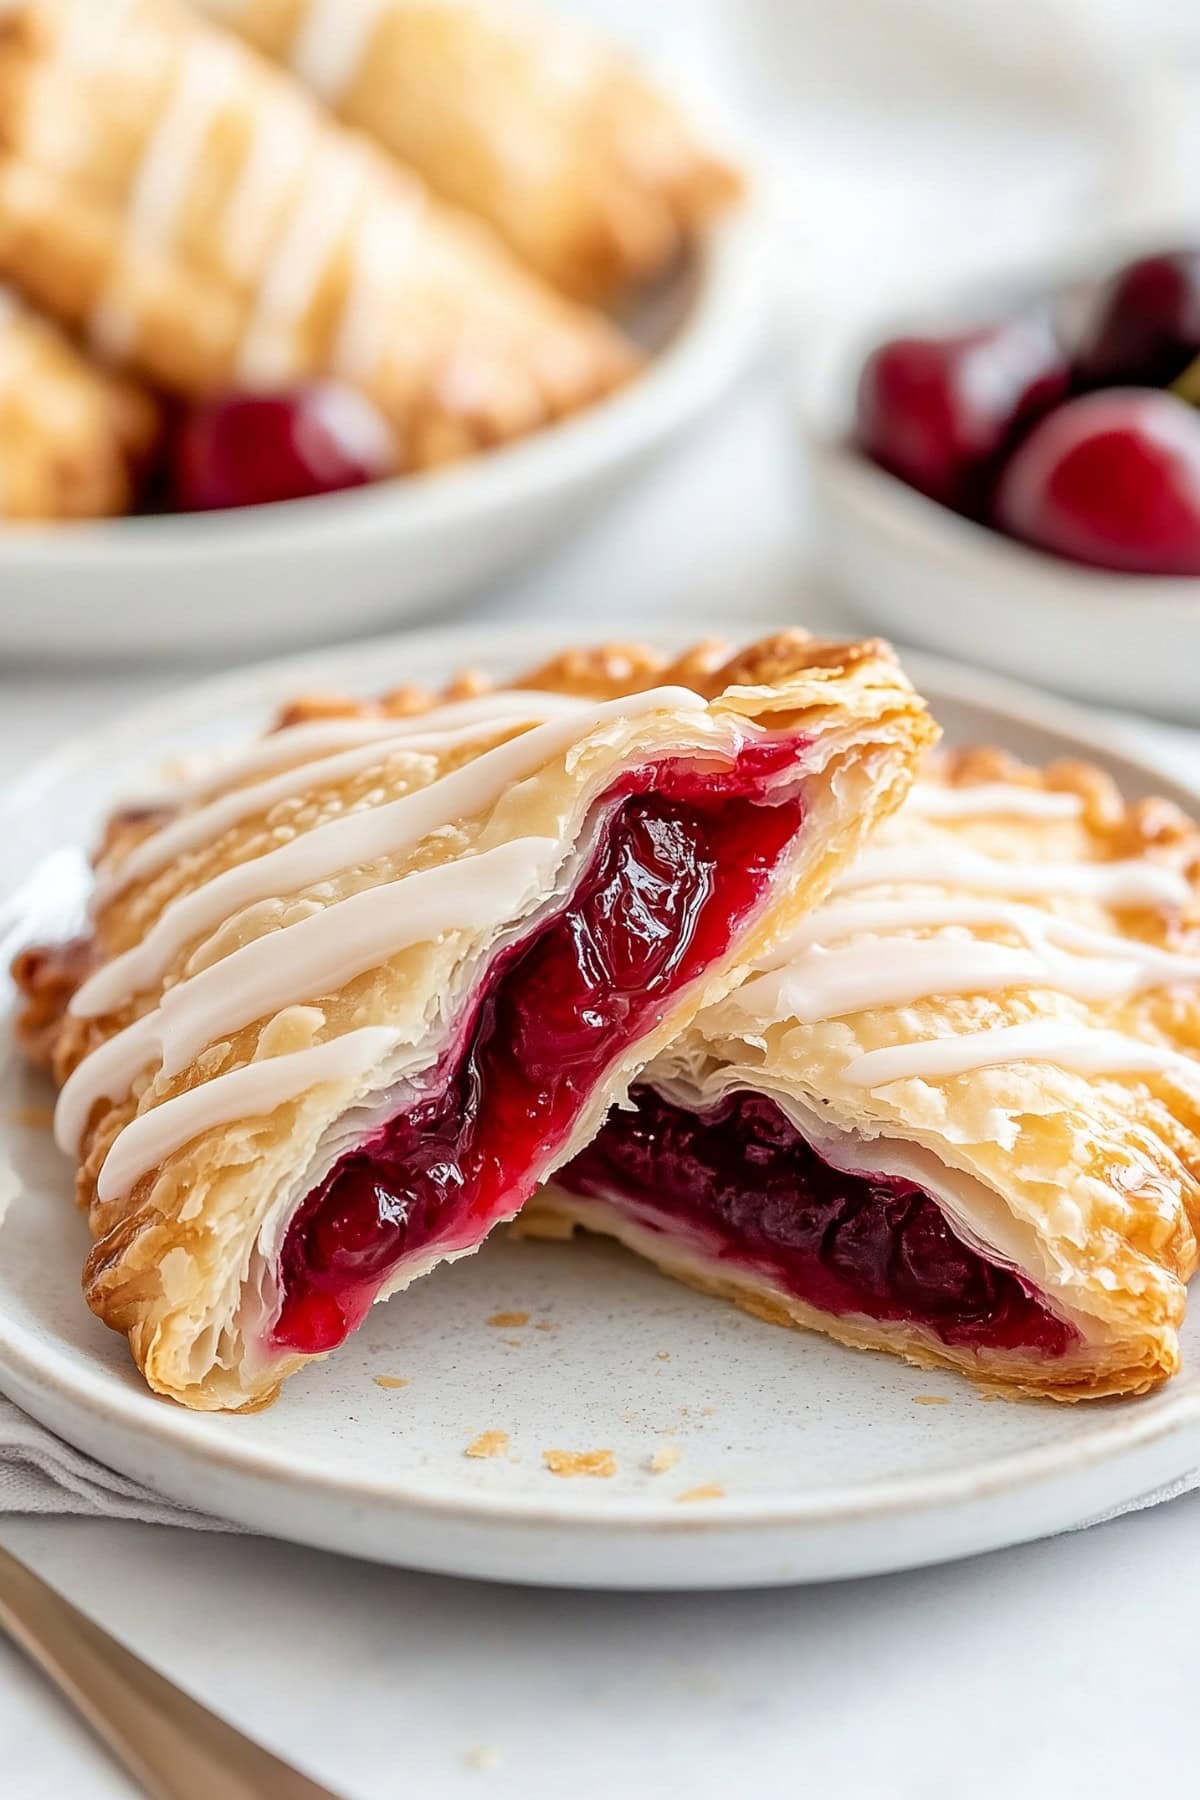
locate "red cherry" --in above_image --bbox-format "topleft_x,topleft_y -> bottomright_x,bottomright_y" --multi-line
855,309 -> 1069,513
171,383 -> 396,512
995,388 -> 1200,575
1074,250 -> 1200,389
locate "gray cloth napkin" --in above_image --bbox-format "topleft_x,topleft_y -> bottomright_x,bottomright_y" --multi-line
0,1387 -> 1193,1538
0,1395 -> 237,1530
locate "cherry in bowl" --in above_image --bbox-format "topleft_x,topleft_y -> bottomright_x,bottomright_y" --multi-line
1074,250 -> 1200,390
995,388 -> 1200,576
170,383 -> 397,512
854,307 -> 1069,515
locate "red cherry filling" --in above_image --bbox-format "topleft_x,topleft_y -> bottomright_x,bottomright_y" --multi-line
558,1085 -> 1077,1357
170,383 -> 396,511
273,745 -> 807,1354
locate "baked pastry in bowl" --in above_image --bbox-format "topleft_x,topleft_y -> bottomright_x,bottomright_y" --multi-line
193,0 -> 740,302
12,632 -> 931,1410
0,0 -> 635,470
0,284 -> 159,518
541,750 -> 1200,1399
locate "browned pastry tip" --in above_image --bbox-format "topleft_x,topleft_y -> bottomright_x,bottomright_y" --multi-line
10,937 -> 96,1075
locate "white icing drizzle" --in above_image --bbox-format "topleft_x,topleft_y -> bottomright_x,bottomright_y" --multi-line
735,934 -> 1179,1027
735,893 -> 1200,1025
71,685 -> 707,1019
94,1027 -> 403,1205
732,774 -> 1200,1098
288,0 -> 390,102
236,133 -> 374,386
159,692 -> 588,808
57,836 -> 561,1156
838,840 -> 1190,911
89,34 -> 241,360
95,707 -> 585,903
906,782 -> 1084,821
221,85 -> 316,283
332,186 -> 424,387
843,1024 -> 1200,1093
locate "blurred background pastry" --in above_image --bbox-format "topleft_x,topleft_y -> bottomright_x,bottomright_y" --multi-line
0,284 -> 159,519
193,0 -> 740,301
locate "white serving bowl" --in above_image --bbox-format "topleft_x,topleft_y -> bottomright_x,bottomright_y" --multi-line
805,340 -> 1200,725
0,215 -> 763,663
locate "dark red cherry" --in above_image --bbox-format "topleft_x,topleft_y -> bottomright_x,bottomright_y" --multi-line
855,308 -> 1069,513
171,383 -> 396,512
995,388 -> 1200,575
1074,250 -> 1200,389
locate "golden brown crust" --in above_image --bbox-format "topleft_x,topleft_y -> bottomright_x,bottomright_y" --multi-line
0,0 -> 637,467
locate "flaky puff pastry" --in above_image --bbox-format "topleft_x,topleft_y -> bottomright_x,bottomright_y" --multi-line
193,0 -> 740,302
537,749 -> 1200,1400
0,0 -> 635,467
12,632 -> 932,1411
0,284 -> 158,517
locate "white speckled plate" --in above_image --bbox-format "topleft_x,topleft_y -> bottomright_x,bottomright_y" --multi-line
2,625 -> 1199,1588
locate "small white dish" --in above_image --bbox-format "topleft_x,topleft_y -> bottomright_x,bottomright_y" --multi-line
0,219 -> 763,663
2,623 -> 1198,1590
808,440 -> 1200,723
800,281 -> 1200,724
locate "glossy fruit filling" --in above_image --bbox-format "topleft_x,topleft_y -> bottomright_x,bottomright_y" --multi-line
558,1084 -> 1077,1357
272,746 -> 806,1354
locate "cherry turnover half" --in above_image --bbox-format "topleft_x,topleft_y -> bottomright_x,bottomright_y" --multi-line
273,743 -> 806,1354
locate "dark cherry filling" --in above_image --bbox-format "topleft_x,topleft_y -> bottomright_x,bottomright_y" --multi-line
273,745 -> 806,1354
558,1084 -> 1077,1357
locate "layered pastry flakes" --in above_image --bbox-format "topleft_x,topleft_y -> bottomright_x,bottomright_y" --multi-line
542,750 -> 1200,1400
12,633 -> 931,1410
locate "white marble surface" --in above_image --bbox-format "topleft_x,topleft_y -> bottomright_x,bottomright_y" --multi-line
4,1496 -> 1200,1800
3,371 -> 1200,1797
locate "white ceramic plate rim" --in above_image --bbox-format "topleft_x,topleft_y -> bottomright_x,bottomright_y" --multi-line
2,624 -> 1199,1535
0,215 -> 763,569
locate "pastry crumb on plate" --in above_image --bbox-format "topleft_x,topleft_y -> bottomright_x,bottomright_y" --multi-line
542,1448 -> 617,1478
466,1430 -> 510,1459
